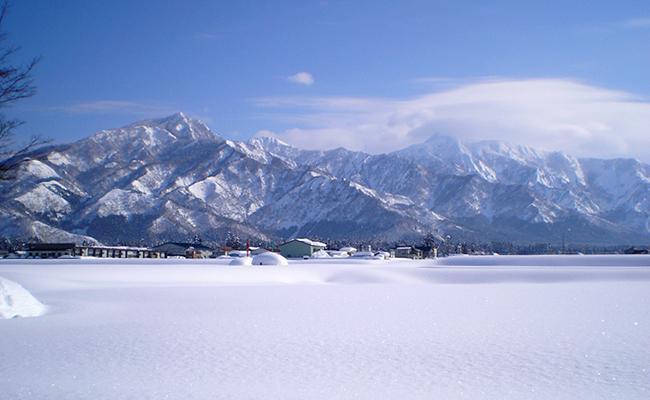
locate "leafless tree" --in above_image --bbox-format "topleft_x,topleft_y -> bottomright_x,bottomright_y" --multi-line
0,0 -> 46,180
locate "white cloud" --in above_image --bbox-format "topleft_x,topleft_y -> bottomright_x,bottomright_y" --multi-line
253,78 -> 650,161
287,72 -> 315,86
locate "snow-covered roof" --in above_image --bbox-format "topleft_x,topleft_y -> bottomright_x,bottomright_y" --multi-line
290,238 -> 327,248
153,242 -> 213,251
339,247 -> 357,253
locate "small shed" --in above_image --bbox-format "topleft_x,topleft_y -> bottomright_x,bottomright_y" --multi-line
279,238 -> 326,259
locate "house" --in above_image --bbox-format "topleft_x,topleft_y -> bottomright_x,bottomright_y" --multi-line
152,242 -> 213,258
27,243 -> 166,259
212,246 -> 232,257
415,245 -> 438,258
394,246 -> 423,259
77,245 -> 166,258
27,243 -> 76,258
279,238 -> 326,258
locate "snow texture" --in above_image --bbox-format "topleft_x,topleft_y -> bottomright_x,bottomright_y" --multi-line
311,249 -> 331,258
0,276 -> 46,319
229,256 -> 252,266
1,255 -> 649,399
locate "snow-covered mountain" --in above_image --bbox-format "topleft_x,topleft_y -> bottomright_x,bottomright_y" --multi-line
2,113 -> 648,245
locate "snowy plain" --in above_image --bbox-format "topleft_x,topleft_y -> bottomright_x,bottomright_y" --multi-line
1,255 -> 649,399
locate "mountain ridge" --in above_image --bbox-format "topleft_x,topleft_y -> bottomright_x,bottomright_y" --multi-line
1,113 -> 648,246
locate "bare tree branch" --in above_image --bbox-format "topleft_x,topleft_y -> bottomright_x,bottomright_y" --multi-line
0,136 -> 50,180
0,0 -> 44,180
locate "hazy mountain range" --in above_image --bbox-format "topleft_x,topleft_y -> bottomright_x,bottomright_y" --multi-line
1,112 -> 648,246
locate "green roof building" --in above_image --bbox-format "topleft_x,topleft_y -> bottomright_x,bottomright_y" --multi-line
279,238 -> 326,259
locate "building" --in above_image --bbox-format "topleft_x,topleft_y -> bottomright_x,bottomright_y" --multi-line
279,238 -> 326,258
27,243 -> 166,259
27,243 -> 76,258
77,245 -> 166,258
624,247 -> 649,255
394,246 -> 423,259
152,242 -> 213,258
415,245 -> 438,258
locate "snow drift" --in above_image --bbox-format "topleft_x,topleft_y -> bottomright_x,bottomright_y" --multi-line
0,276 -> 47,319
252,252 -> 289,266
1,256 -> 650,399
435,254 -> 650,267
311,250 -> 331,259
229,257 -> 252,266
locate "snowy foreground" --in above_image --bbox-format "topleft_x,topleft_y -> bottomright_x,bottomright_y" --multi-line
1,256 -> 650,399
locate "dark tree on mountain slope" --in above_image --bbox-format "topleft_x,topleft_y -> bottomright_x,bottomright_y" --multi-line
422,232 -> 437,248
225,231 -> 242,250
0,1 -> 45,181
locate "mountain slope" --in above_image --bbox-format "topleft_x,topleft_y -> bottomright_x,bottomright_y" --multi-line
1,113 -> 648,246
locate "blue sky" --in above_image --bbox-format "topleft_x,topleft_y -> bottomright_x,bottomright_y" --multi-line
7,0 -> 650,159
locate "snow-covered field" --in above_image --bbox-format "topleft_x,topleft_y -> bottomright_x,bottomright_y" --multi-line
1,255 -> 650,399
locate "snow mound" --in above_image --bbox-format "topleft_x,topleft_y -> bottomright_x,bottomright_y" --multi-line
252,252 -> 288,266
229,257 -> 252,266
0,277 -> 47,319
311,250 -> 331,259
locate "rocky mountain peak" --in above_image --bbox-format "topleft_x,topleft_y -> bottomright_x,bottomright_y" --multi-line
1,115 -> 648,246
134,112 -> 217,141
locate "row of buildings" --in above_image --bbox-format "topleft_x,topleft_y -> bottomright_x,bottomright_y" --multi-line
19,239 -> 435,260
26,243 -> 168,259
23,242 -> 214,259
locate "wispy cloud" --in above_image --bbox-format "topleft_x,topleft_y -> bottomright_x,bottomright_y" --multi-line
619,17 -> 650,29
253,78 -> 650,161
287,72 -> 315,86
56,100 -> 175,117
